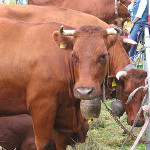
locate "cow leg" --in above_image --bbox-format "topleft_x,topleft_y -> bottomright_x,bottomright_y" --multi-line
20,138 -> 36,150
29,98 -> 57,150
54,130 -> 69,150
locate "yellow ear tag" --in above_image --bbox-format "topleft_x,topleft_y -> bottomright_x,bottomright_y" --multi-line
112,79 -> 117,87
88,119 -> 91,123
60,42 -> 66,49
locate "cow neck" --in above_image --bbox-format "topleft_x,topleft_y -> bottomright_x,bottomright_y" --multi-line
108,39 -> 131,76
51,0 -> 64,5
122,64 -> 136,71
117,0 -> 130,18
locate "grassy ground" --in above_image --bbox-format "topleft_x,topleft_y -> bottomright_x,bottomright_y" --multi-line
67,99 -> 146,150
3,1 -> 22,4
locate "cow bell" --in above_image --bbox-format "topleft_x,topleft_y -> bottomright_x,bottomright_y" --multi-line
111,99 -> 125,118
80,98 -> 101,119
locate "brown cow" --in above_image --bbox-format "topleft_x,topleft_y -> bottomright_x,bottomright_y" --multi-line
0,115 -> 37,150
0,4 -> 143,126
0,17 -> 125,149
54,24 -> 145,127
0,4 -> 106,28
28,0 -> 131,24
0,114 -> 89,150
115,69 -> 147,127
113,17 -> 130,36
0,4 -> 133,54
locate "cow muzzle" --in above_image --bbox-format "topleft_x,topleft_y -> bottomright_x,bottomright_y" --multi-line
131,119 -> 145,127
74,87 -> 94,100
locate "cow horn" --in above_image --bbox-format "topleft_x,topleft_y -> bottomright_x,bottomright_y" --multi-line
59,25 -> 75,36
106,28 -> 118,35
107,28 -> 125,35
116,71 -> 127,80
114,28 -> 124,35
123,38 -> 137,45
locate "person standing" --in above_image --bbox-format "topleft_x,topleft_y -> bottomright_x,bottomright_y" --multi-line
19,0 -> 27,4
0,0 -> 3,4
5,0 -> 10,4
128,0 -> 149,60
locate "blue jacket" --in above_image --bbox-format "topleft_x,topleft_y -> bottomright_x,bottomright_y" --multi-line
131,0 -> 149,23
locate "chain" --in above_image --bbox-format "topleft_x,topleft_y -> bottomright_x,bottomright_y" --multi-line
103,100 -> 136,139
102,100 -> 150,144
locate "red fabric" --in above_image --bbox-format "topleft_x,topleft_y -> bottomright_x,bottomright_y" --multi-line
121,36 -> 133,47
148,15 -> 150,24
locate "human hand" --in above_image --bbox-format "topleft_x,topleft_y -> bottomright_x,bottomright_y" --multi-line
131,22 -> 134,28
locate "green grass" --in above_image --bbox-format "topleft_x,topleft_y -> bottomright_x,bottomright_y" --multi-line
3,1 -> 26,4
3,2 -> 18,4
9,2 -> 19,4
67,99 -> 146,150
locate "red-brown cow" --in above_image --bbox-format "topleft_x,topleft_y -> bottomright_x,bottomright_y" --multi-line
113,17 -> 130,36
63,24 -> 145,127
103,35 -> 145,127
0,17 -> 125,150
0,4 -> 106,28
115,69 -> 147,127
0,4 -> 133,54
0,114 -> 89,150
0,115 -> 37,150
28,0 -> 131,24
0,4 -> 143,127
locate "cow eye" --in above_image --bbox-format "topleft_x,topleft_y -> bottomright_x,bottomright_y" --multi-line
99,54 -> 108,61
124,90 -> 128,96
101,54 -> 107,59
71,53 -> 79,62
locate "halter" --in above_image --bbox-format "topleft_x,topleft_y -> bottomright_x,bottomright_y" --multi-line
115,0 -> 129,19
115,0 -> 119,18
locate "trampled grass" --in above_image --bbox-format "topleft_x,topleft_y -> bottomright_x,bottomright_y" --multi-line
67,99 -> 146,150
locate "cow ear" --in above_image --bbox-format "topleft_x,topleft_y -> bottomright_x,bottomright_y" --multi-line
105,35 -> 117,50
53,31 -> 73,50
108,75 -> 124,86
116,76 -> 125,86
141,69 -> 147,78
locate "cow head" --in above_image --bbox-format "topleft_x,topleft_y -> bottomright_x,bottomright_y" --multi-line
113,17 -> 130,36
117,0 -> 130,18
116,69 -> 147,127
53,25 -> 120,100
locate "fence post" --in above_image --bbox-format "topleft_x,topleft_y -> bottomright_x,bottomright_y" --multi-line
145,27 -> 150,150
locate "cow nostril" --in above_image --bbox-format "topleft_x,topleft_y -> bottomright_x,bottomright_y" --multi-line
135,120 -> 145,127
131,120 -> 134,126
131,120 -> 145,127
76,88 -> 93,96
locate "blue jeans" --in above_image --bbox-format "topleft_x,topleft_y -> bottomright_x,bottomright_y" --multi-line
128,22 -> 141,57
19,0 -> 23,4
19,0 -> 27,4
